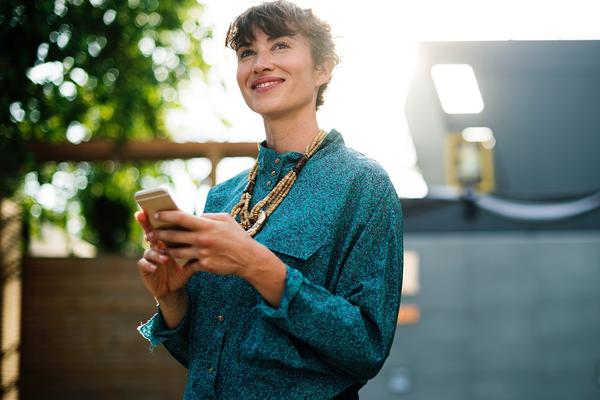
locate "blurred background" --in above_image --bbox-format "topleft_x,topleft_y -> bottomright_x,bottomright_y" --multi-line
1,0 -> 599,399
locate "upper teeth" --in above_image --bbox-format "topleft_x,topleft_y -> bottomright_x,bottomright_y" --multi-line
256,81 -> 279,88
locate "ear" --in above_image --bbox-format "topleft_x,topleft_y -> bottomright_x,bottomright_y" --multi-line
315,58 -> 335,87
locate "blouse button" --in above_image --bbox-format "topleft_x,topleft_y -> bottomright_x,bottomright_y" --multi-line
208,367 -> 215,373
274,158 -> 280,164
271,170 -> 276,176
217,315 -> 224,322
266,180 -> 272,186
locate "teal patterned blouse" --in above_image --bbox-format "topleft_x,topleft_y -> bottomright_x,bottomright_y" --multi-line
138,129 -> 404,400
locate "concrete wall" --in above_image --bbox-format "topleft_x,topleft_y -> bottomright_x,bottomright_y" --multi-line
361,231 -> 600,400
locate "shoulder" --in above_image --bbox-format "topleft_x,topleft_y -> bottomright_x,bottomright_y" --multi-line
345,147 -> 392,187
325,147 -> 403,244
341,148 -> 400,217
317,141 -> 396,199
301,139 -> 400,234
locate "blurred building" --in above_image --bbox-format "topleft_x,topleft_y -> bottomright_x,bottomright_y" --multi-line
360,40 -> 600,400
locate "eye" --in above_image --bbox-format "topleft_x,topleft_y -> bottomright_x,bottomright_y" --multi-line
273,41 -> 289,50
238,48 -> 254,59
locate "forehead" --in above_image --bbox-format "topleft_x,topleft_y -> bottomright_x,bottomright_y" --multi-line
235,19 -> 300,47
239,28 -> 297,46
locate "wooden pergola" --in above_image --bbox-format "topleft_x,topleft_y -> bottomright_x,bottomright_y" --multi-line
28,139 -> 260,186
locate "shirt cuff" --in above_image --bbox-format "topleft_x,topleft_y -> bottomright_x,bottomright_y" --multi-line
256,264 -> 303,319
137,305 -> 189,350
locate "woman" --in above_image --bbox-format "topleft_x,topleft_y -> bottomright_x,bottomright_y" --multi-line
136,1 -> 403,399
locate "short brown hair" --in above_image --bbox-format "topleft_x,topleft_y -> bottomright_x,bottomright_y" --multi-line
225,0 -> 339,109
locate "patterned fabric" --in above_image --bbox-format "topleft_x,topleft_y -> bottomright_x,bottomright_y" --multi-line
138,129 -> 404,400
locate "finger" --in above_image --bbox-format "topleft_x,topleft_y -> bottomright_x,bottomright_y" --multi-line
178,256 -> 207,272
135,211 -> 154,234
135,211 -> 157,246
201,212 -> 230,221
136,211 -> 162,248
155,210 -> 214,231
144,248 -> 169,265
166,246 -> 200,262
149,239 -> 168,253
153,229 -> 196,245
144,233 -> 160,248
137,257 -> 158,274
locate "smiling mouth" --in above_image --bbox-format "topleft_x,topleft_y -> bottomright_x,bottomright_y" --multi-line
252,79 -> 284,90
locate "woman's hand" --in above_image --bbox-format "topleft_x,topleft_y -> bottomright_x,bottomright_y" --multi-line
149,211 -> 259,278
135,211 -> 194,301
150,210 -> 288,309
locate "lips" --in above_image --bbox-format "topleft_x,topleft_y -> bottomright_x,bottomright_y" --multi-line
251,76 -> 285,90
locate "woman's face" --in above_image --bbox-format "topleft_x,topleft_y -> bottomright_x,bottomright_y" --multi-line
236,27 -> 329,119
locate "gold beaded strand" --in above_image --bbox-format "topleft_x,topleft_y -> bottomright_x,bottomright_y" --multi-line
230,129 -> 327,236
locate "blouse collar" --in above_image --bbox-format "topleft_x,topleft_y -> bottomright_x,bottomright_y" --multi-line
257,129 -> 344,170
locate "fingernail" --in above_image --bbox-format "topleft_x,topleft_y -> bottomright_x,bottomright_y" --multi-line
159,255 -> 168,263
147,232 -> 155,240
154,213 -> 160,220
158,248 -> 167,255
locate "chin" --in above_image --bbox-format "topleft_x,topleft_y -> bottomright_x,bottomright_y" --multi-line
252,100 -> 314,120
249,102 -> 288,118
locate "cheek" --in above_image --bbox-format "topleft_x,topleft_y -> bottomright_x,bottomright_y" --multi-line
236,66 -> 248,91
292,59 -> 320,88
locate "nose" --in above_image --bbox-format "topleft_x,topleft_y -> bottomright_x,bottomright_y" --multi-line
252,51 -> 274,74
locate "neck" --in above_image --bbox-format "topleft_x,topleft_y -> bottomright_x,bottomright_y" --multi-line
262,107 -> 321,154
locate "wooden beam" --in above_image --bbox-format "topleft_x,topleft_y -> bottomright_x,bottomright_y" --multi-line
208,149 -> 223,187
27,140 -> 259,163
1,199 -> 23,399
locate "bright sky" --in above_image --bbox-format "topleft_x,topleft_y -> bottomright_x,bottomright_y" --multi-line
163,0 -> 600,211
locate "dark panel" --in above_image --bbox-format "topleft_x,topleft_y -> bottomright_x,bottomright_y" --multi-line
21,256 -> 186,400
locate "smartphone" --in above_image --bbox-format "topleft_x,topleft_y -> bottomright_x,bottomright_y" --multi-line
134,187 -> 181,230
134,187 -> 190,264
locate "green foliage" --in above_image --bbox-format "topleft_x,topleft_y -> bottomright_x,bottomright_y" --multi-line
1,0 -> 213,253
76,162 -> 171,254
21,160 -> 179,255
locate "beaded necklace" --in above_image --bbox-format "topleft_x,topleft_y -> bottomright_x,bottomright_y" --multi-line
230,129 -> 328,237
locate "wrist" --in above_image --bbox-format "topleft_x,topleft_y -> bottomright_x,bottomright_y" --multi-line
156,289 -> 187,310
237,241 -> 269,281
239,241 -> 287,305
239,240 -> 279,286
238,241 -> 266,281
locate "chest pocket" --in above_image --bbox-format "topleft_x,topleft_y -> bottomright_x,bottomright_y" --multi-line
258,227 -> 324,263
251,209 -> 338,293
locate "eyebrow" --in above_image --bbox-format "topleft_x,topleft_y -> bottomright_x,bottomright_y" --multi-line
268,34 -> 296,42
238,34 -> 297,50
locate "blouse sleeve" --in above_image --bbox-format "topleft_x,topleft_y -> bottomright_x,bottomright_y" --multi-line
137,289 -> 193,368
137,187 -> 221,368
251,184 -> 404,380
